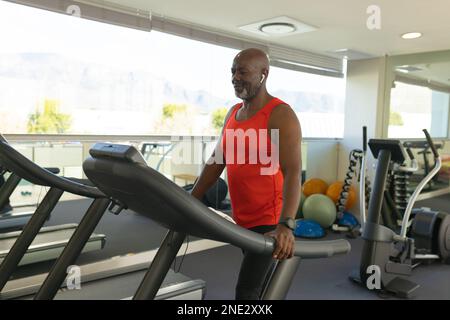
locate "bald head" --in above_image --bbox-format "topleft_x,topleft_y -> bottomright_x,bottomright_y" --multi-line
234,48 -> 270,73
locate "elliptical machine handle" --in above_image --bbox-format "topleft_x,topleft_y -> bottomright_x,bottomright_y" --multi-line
362,126 -> 367,152
359,126 -> 368,231
399,130 -> 442,239
423,129 -> 439,159
404,144 -> 415,160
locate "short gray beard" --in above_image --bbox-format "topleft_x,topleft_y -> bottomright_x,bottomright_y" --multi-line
237,88 -> 250,100
237,84 -> 262,101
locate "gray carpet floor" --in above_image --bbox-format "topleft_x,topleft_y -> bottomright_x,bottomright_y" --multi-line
8,194 -> 450,299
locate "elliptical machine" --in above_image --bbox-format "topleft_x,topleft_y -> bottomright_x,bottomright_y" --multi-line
349,129 -> 450,298
381,143 -> 419,231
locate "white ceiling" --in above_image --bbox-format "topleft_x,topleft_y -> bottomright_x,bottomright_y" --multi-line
401,61 -> 450,85
106,0 -> 450,58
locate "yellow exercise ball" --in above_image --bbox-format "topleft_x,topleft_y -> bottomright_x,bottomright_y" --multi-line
326,181 -> 357,210
303,178 -> 328,197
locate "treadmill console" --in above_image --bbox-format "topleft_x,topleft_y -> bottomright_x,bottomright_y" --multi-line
368,139 -> 407,164
89,143 -> 147,165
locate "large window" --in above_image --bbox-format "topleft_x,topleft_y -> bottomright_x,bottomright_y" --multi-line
388,81 -> 450,138
0,1 -> 345,138
268,66 -> 345,138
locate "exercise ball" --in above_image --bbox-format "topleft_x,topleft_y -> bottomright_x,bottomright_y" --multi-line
294,219 -> 325,239
326,181 -> 357,210
302,194 -> 337,228
303,178 -> 328,197
296,192 -> 306,219
337,211 -> 360,228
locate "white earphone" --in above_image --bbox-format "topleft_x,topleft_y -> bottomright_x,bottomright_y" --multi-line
260,74 -> 265,84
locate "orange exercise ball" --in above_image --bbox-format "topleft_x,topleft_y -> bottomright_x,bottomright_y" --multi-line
303,178 -> 328,197
326,181 -> 357,210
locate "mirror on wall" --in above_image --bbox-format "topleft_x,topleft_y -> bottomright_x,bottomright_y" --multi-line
384,50 -> 450,194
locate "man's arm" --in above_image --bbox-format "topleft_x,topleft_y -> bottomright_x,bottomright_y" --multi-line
267,104 -> 302,260
190,107 -> 235,201
190,155 -> 226,201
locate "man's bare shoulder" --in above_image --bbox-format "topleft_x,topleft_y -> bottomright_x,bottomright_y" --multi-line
269,103 -> 299,128
272,103 -> 295,115
223,105 -> 238,124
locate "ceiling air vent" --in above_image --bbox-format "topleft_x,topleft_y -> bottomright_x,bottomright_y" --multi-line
328,49 -> 375,60
395,65 -> 423,73
239,16 -> 317,37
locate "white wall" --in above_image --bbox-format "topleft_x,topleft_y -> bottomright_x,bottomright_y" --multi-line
337,57 -> 389,215
304,140 -> 339,184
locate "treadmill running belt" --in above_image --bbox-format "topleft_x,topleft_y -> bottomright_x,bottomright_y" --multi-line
50,269 -> 205,300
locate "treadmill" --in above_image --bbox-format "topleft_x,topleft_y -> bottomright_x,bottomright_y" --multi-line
0,224 -> 105,266
35,142 -> 351,300
0,136 -> 206,300
0,158 -> 106,267
1,249 -> 205,300
0,206 -> 36,231
0,166 -> 60,230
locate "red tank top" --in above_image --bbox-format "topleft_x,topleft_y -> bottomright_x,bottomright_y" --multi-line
221,97 -> 285,229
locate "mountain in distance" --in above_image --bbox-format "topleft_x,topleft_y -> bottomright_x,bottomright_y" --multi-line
0,53 -> 343,114
273,89 -> 344,113
161,81 -> 236,113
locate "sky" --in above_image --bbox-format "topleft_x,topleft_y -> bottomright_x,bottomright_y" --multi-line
0,0 -> 348,137
0,0 -> 346,99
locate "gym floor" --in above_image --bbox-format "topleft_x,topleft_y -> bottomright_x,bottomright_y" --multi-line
12,194 -> 450,300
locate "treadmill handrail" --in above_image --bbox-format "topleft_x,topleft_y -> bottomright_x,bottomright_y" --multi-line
0,141 -> 105,199
292,239 -> 350,258
83,144 -> 351,258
